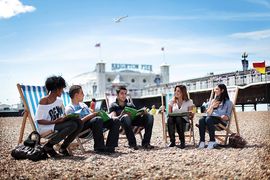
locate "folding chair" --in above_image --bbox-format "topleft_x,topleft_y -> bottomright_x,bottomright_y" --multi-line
160,92 -> 196,146
17,84 -> 52,144
209,86 -> 240,145
104,93 -> 143,140
17,84 -> 92,153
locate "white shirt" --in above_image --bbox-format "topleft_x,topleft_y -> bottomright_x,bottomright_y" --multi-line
168,98 -> 193,122
65,102 -> 91,119
34,98 -> 64,134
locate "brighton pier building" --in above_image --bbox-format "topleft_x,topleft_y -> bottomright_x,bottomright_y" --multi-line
68,62 -> 170,100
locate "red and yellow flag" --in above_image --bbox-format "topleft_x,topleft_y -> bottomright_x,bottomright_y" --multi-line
253,61 -> 266,74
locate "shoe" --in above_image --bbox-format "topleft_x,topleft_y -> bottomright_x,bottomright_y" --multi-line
44,145 -> 60,157
198,141 -> 205,149
179,143 -> 185,149
59,148 -> 71,156
167,142 -> 175,147
94,147 -> 107,153
129,145 -> 139,150
142,144 -> 154,149
106,147 -> 115,153
207,141 -> 217,149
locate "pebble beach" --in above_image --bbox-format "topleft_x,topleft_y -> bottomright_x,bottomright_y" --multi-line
0,111 -> 269,179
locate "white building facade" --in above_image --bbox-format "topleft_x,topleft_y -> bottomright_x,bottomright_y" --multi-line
68,62 -> 170,101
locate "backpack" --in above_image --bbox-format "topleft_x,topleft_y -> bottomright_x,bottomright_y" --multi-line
228,133 -> 247,148
11,131 -> 48,161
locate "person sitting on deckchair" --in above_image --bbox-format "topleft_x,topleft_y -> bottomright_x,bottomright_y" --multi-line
198,84 -> 233,149
167,85 -> 194,149
90,98 -> 96,112
109,86 -> 154,150
35,76 -> 83,157
65,85 -> 120,153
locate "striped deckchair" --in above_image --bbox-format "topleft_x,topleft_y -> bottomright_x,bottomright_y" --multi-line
195,86 -> 240,145
160,92 -> 196,146
17,84 -> 92,153
209,86 -> 240,145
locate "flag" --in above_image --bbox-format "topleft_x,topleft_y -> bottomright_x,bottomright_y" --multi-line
253,61 -> 266,74
161,47 -> 164,51
95,43 -> 101,47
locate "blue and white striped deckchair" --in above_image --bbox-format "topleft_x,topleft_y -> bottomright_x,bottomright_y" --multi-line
17,84 -> 93,152
160,92 -> 195,146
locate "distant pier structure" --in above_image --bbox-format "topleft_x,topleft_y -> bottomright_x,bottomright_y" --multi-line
69,62 -> 269,111
141,66 -> 270,111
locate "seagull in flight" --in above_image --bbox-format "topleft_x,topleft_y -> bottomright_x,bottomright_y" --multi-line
114,15 -> 128,23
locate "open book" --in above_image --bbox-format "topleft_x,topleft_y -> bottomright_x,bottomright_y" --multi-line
123,107 -> 146,120
97,110 -> 110,122
168,112 -> 190,117
65,113 -> 80,119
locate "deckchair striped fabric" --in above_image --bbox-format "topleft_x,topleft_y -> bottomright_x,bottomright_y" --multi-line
21,85 -> 47,130
61,91 -> 71,107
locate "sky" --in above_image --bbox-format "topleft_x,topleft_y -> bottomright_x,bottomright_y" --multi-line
0,0 -> 270,105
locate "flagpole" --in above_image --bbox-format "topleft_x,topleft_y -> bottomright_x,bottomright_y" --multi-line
161,47 -> 165,62
99,47 -> 102,62
163,49 -> 165,62
265,61 -> 269,110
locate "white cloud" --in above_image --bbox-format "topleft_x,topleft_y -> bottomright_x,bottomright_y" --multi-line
230,29 -> 270,40
0,0 -> 35,19
246,0 -> 270,9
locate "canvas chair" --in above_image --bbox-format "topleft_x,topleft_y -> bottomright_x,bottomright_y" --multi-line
160,92 -> 196,146
104,93 -> 143,140
17,84 -> 92,153
198,86 -> 240,145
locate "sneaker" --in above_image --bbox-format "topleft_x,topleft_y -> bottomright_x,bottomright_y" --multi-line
129,145 -> 139,150
106,147 -> 115,153
198,141 -> 205,149
142,144 -> 154,150
94,147 -> 107,153
179,143 -> 185,149
207,141 -> 217,149
59,148 -> 71,156
167,142 -> 176,147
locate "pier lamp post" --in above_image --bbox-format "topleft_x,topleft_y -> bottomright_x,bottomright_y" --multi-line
241,52 -> 249,84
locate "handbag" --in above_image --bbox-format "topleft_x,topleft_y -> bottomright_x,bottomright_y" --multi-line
11,131 -> 48,161
228,133 -> 247,148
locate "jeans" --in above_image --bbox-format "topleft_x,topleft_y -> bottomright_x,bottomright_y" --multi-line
167,116 -> 186,144
83,117 -> 120,149
120,113 -> 154,146
199,116 -> 227,142
52,118 -> 83,149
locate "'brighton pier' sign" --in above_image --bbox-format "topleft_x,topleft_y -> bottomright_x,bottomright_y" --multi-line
112,63 -> 152,72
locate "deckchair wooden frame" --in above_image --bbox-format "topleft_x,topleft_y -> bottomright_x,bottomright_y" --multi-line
161,93 -> 196,146
17,83 -> 92,154
207,86 -> 240,145
104,93 -> 143,141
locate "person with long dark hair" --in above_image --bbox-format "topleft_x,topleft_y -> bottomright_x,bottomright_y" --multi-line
35,76 -> 83,157
167,85 -> 194,149
198,84 -> 233,149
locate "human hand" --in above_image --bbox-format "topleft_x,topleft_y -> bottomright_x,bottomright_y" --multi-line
54,117 -> 65,124
220,115 -> 228,121
211,100 -> 220,109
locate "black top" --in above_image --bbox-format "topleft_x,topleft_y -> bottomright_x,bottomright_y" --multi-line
109,99 -> 135,116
